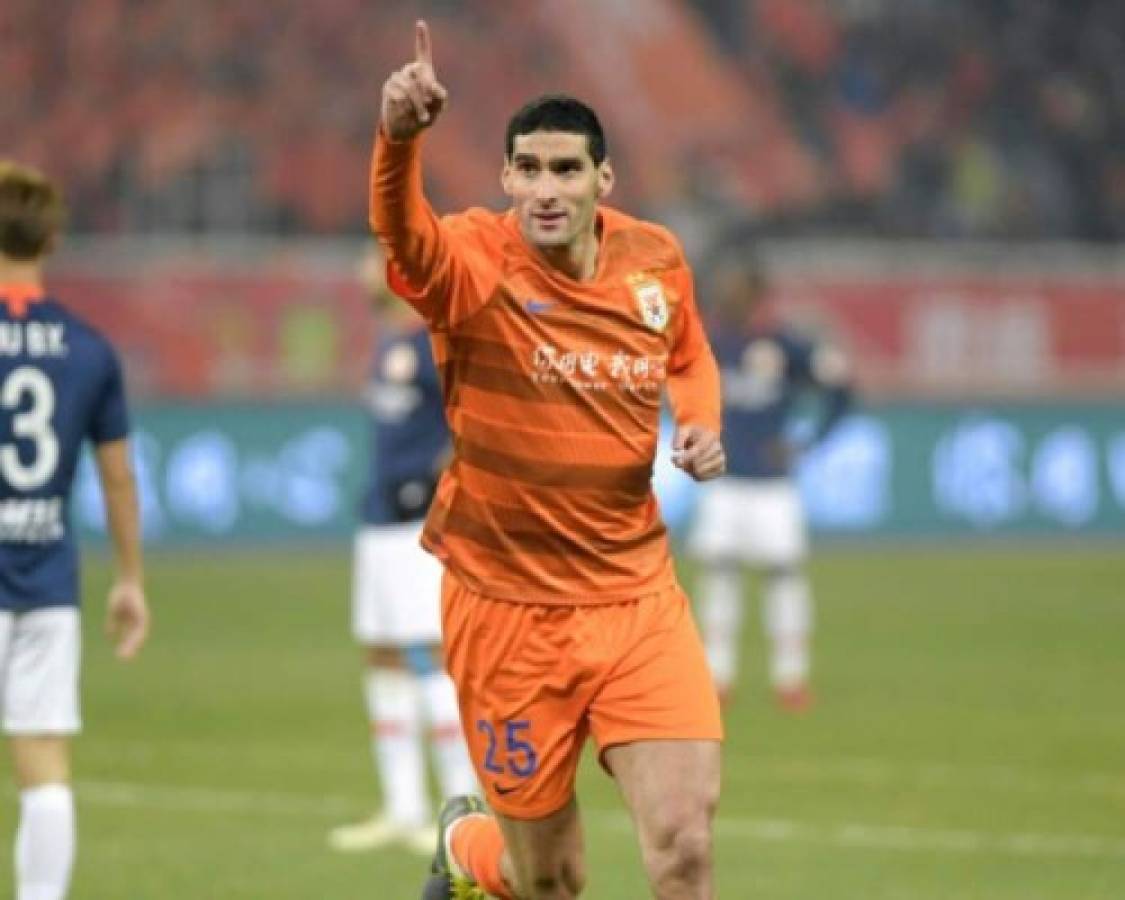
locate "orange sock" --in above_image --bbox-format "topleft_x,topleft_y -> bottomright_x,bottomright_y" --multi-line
450,814 -> 511,899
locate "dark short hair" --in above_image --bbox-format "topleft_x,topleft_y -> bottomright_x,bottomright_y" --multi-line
0,160 -> 65,261
505,95 -> 607,165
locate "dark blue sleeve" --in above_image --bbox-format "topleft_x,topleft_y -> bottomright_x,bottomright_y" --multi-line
87,345 -> 130,444
787,332 -> 855,446
783,333 -> 816,383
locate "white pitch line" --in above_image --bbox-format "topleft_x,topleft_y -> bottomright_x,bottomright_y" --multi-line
75,780 -> 1125,862
85,740 -> 1125,799
79,780 -> 357,817
726,756 -> 1125,800
592,810 -> 1125,860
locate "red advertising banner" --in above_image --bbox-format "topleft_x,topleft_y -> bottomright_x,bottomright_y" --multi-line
48,241 -> 374,398
768,247 -> 1125,397
44,240 -> 1125,399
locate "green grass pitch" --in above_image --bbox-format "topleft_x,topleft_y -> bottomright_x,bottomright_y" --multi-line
2,547 -> 1123,898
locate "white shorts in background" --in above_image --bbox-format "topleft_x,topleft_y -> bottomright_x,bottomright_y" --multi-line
688,478 -> 808,567
0,606 -> 82,735
352,523 -> 444,645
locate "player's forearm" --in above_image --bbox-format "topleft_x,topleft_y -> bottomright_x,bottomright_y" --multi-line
667,347 -> 722,434
95,441 -> 143,585
104,480 -> 142,584
369,128 -> 445,289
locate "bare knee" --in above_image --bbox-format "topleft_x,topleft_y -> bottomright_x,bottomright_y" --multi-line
648,823 -> 706,891
363,644 -> 404,668
9,735 -> 71,789
641,798 -> 717,892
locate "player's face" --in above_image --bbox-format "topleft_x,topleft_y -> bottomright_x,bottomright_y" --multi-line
502,131 -> 613,251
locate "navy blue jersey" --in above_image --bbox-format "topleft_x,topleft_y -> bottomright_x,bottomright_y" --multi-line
360,325 -> 449,525
713,325 -> 853,479
0,294 -> 130,611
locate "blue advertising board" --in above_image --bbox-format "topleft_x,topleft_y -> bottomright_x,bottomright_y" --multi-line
75,402 -> 1125,545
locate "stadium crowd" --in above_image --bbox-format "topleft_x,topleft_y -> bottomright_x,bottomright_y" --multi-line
4,0 -> 1123,240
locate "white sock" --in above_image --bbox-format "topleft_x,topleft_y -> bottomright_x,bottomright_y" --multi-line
366,668 -> 429,826
700,565 -> 745,693
419,670 -> 477,799
15,783 -> 75,900
763,570 -> 813,689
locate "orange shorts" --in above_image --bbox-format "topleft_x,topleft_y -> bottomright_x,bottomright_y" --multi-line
441,570 -> 723,820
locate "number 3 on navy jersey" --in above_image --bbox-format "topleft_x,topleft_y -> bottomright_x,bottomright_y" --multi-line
1,366 -> 59,491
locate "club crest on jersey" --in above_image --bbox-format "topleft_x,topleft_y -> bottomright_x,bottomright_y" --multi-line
627,274 -> 670,332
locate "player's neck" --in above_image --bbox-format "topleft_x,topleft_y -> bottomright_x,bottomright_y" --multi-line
0,257 -> 44,288
534,228 -> 599,282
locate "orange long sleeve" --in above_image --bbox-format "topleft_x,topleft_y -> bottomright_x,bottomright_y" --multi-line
369,129 -> 501,328
666,268 -> 722,434
368,129 -> 448,314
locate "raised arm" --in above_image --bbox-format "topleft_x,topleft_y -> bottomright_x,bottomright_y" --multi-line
370,21 -> 493,327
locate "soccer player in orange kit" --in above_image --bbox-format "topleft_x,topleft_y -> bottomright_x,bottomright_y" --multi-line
372,22 -> 726,900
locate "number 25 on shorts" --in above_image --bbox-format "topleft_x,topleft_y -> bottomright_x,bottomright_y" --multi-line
476,719 -> 538,780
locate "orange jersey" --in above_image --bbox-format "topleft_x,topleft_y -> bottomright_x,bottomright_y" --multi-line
370,132 -> 720,604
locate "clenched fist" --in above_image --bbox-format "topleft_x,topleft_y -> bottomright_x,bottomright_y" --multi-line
672,424 -> 726,482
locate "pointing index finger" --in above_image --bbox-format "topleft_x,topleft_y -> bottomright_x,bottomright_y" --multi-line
415,19 -> 433,68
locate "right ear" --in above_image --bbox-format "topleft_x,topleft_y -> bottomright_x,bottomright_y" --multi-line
596,159 -> 615,200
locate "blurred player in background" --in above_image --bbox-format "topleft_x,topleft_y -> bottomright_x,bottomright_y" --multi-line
688,252 -> 853,711
374,22 -> 725,900
328,241 -> 476,855
0,160 -> 149,899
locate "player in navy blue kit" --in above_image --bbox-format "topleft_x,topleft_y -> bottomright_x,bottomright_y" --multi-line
0,161 -> 149,899
688,254 -> 852,711
328,243 -> 475,854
